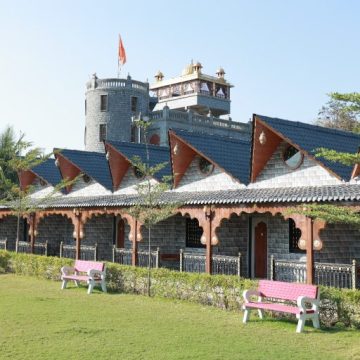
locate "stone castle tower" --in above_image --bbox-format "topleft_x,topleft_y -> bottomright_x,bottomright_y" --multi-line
84,74 -> 150,152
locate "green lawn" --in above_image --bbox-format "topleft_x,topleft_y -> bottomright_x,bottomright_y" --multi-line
0,275 -> 359,360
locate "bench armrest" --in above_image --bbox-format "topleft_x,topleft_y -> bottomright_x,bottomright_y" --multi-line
61,266 -> 75,277
87,269 -> 105,279
297,296 -> 319,313
243,289 -> 262,303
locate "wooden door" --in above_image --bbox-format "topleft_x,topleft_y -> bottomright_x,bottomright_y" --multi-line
255,221 -> 267,278
117,218 -> 125,248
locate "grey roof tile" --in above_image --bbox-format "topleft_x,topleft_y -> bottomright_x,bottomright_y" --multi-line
171,128 -> 251,184
107,141 -> 171,181
56,149 -> 113,190
33,184 -> 360,208
256,115 -> 360,181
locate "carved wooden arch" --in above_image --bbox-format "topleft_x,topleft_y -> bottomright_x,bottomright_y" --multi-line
78,208 -> 144,242
0,211 -> 15,220
176,207 -> 208,232
35,210 -> 77,228
211,205 -> 326,250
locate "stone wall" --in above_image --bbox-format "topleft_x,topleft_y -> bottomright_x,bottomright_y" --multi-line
249,141 -> 341,188
216,214 -> 249,276
0,216 -> 25,251
316,223 -> 360,264
83,215 -> 114,261
37,215 -> 74,256
85,77 -> 149,152
175,155 -> 245,192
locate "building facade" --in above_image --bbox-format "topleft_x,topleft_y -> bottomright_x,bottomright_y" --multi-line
0,63 -> 359,287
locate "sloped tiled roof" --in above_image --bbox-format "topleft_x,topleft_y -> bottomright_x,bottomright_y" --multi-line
256,115 -> 360,181
56,149 -> 113,190
31,158 -> 62,186
171,128 -> 251,184
32,184 -> 360,208
106,141 -> 171,181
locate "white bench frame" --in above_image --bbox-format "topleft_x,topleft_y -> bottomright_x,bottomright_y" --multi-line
243,285 -> 320,333
61,263 -> 107,295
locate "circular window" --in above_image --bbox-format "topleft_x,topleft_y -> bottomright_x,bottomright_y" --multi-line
283,145 -> 303,169
198,157 -> 214,175
83,174 -> 91,183
133,166 -> 145,179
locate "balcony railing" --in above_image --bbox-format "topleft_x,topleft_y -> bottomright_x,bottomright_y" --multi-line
0,238 -> 7,250
15,240 -> 48,256
149,109 -> 249,133
179,250 -> 242,276
59,241 -> 97,261
271,256 -> 358,290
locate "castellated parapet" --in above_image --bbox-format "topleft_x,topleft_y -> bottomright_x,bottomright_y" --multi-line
85,74 -> 149,152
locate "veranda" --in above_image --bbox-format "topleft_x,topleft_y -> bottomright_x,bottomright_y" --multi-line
0,201 -> 359,290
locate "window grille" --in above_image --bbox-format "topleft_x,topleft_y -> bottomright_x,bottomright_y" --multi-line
289,218 -> 304,253
186,218 -> 204,248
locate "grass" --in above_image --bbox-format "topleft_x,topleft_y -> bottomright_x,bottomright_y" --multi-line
0,275 -> 359,360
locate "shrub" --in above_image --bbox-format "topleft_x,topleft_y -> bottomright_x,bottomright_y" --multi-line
1,250 -> 359,329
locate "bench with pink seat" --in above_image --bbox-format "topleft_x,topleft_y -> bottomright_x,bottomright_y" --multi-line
61,260 -> 107,295
242,280 -> 320,333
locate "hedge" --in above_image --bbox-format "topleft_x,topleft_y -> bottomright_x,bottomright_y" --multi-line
1,250 -> 359,329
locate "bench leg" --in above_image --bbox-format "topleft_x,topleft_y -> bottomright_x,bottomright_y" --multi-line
258,309 -> 264,320
243,309 -> 250,324
87,281 -> 95,295
61,280 -> 67,290
296,317 -> 305,333
312,314 -> 320,329
101,280 -> 107,293
74,280 -> 80,287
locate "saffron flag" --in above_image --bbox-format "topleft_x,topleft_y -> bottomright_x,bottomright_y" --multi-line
118,35 -> 126,65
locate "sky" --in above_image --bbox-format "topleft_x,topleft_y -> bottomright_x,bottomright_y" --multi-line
0,0 -> 359,153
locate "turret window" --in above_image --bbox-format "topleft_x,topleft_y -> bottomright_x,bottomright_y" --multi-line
99,124 -> 107,142
131,97 -> 138,113
100,95 -> 108,111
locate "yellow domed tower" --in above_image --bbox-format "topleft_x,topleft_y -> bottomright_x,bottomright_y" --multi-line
150,61 -> 233,117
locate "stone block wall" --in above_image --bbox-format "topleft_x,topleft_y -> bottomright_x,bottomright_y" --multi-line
175,155 -> 245,192
37,215 -> 74,256
249,141 -> 341,188
0,216 -> 25,251
316,223 -> 360,264
83,215 -> 114,261
216,214 -> 249,276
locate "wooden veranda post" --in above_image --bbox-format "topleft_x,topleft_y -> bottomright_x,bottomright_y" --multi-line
75,211 -> 82,260
29,212 -> 36,254
131,218 -> 138,266
204,206 -> 213,274
306,217 -> 314,284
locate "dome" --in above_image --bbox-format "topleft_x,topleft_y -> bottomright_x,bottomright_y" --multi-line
193,61 -> 202,68
181,63 -> 194,76
216,67 -> 225,75
154,70 -> 164,80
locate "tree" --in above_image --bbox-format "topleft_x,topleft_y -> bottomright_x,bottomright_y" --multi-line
300,92 -> 360,226
0,126 -> 21,199
0,128 -> 72,248
128,119 -> 179,296
315,92 -> 360,133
